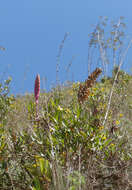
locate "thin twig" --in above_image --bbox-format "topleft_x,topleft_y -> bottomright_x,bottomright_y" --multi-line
113,19 -> 121,67
103,39 -> 132,126
56,32 -> 69,85
78,144 -> 81,190
97,27 -> 108,76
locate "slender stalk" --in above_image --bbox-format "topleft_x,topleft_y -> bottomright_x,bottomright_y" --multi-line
78,144 -> 81,190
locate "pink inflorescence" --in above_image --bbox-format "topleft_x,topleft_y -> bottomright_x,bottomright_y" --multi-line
34,74 -> 40,104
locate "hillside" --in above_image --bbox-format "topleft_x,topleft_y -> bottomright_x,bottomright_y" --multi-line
0,67 -> 132,190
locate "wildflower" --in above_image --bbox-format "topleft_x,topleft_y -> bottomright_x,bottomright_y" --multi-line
34,74 -> 40,104
115,120 -> 120,125
119,113 -> 123,117
102,136 -> 106,141
110,143 -> 115,147
99,126 -> 104,130
101,87 -> 104,92
33,164 -> 37,168
90,93 -> 94,97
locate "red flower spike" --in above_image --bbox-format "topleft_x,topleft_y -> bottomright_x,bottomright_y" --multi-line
34,74 -> 40,104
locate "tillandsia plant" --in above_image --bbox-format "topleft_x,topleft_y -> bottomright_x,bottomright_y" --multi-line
34,74 -> 40,118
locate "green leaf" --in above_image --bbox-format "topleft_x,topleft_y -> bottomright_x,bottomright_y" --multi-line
69,186 -> 76,190
33,177 -> 41,190
39,158 -> 45,175
103,139 -> 112,147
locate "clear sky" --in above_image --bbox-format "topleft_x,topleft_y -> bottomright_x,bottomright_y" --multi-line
0,0 -> 132,94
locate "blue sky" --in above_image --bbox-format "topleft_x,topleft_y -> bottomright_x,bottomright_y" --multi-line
0,0 -> 132,94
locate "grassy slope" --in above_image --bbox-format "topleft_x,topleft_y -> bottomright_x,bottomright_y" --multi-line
0,69 -> 132,190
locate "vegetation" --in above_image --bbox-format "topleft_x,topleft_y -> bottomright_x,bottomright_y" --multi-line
0,17 -> 132,190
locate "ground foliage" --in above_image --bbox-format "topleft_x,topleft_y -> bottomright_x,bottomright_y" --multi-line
0,68 -> 132,190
